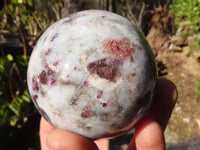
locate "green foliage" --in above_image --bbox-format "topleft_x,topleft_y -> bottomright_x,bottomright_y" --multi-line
170,0 -> 200,31
0,0 -> 63,148
170,0 -> 200,48
195,81 -> 200,103
0,54 -> 35,149
0,0 -> 50,41
0,54 -> 33,127
195,81 -> 200,96
0,90 -> 32,126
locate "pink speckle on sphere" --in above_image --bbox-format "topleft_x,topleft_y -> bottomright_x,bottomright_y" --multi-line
96,90 -> 103,99
32,78 -> 39,91
51,33 -> 59,42
103,38 -> 134,59
81,106 -> 92,118
87,58 -> 122,82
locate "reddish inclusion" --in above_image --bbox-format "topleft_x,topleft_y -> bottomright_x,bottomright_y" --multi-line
96,90 -> 103,99
53,61 -> 59,66
50,33 -> 59,42
101,103 -> 107,107
131,73 -> 136,76
39,71 -> 48,85
87,58 -> 122,82
38,63 -> 57,85
32,78 -> 39,91
83,81 -> 89,87
81,106 -> 91,118
103,38 -> 134,59
33,95 -> 38,102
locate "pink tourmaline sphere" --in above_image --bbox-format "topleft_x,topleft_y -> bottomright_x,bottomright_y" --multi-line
27,10 -> 157,139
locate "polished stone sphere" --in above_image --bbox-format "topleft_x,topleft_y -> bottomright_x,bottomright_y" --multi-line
27,10 -> 157,139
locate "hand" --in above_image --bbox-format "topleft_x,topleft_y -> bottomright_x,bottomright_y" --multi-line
40,78 -> 178,150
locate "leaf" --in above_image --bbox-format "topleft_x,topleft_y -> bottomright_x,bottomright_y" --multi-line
17,0 -> 24,4
8,104 -> 19,116
0,102 -> 11,121
7,54 -> 13,62
0,63 -> 5,73
16,55 -> 29,66
195,81 -> 200,95
21,93 -> 31,103
7,5 -> 15,15
27,0 -> 33,7
9,116 -> 18,126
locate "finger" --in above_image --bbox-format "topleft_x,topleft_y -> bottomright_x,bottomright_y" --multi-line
134,119 -> 165,150
40,117 -> 56,150
94,138 -> 110,150
127,119 -> 165,150
147,78 -> 178,130
127,78 -> 178,150
47,129 -> 99,150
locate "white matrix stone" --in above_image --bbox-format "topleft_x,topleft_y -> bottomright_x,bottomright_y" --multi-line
27,10 -> 157,139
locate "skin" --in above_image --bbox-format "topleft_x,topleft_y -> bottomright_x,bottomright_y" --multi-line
40,78 -> 178,150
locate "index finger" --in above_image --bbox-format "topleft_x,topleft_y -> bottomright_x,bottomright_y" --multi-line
40,117 -> 55,150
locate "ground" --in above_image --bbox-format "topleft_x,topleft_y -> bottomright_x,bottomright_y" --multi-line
162,50 -> 200,143
144,7 -> 200,143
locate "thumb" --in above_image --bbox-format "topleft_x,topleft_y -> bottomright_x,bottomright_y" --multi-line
46,129 -> 99,150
